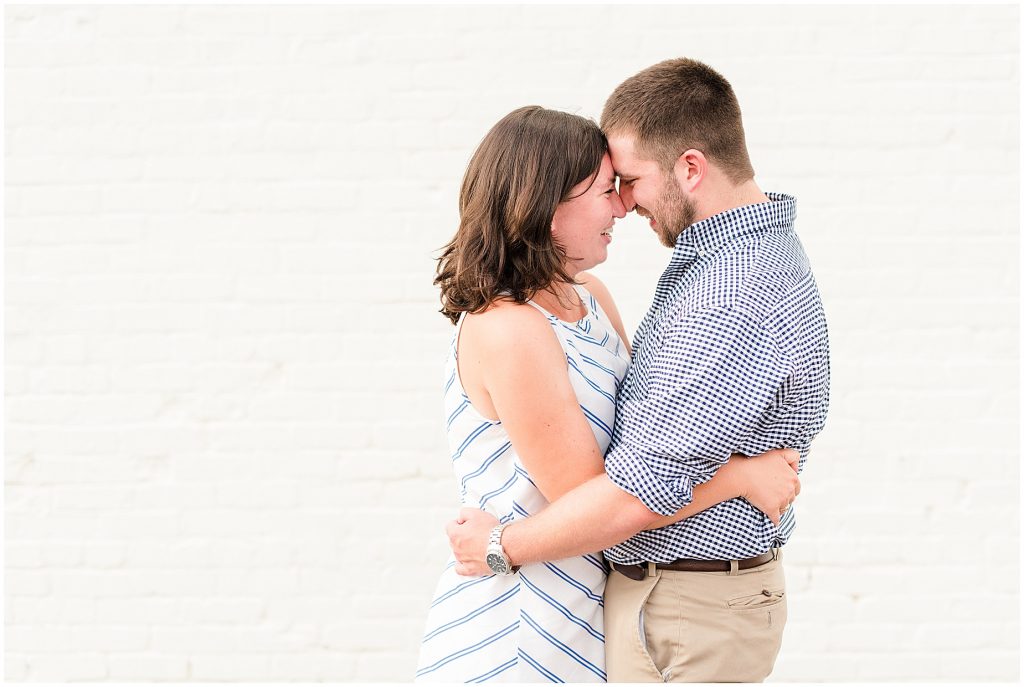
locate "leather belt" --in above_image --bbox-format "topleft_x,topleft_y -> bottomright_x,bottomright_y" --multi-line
610,550 -> 777,581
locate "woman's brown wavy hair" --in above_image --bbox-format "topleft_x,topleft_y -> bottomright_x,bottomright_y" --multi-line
435,106 -> 608,324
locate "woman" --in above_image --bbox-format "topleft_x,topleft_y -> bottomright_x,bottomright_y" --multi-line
415,107 -> 797,683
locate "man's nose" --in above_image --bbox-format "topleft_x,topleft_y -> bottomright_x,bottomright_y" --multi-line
619,185 -> 636,212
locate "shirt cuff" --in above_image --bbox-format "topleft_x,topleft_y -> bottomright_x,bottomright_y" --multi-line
604,443 -> 694,516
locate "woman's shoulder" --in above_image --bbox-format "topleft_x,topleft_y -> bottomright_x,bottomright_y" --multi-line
461,298 -> 554,345
459,298 -> 566,371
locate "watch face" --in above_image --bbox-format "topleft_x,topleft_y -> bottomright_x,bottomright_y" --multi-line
486,553 -> 508,574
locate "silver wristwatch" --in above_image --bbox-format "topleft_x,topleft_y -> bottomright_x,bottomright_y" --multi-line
485,523 -> 519,575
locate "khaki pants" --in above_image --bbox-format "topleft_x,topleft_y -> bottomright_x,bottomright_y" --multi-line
604,552 -> 786,683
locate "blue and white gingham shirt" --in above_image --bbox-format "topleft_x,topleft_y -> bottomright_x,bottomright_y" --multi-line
603,192 -> 830,564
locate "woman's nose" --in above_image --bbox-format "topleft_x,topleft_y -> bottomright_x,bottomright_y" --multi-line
618,185 -> 635,212
611,190 -> 627,218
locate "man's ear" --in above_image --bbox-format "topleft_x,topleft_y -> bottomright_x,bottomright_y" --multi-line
673,149 -> 707,193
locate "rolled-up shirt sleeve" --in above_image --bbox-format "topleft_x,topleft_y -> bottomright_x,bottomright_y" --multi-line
604,306 -> 793,516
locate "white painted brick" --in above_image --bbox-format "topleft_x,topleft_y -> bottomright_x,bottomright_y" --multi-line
6,625 -> 73,653
91,5 -> 184,36
267,654 -> 356,681
4,366 -> 32,398
177,509 -> 269,538
5,654 -> 30,681
176,598 -> 266,624
151,627 -> 238,654
215,482 -> 298,508
854,653 -> 970,680
82,542 -> 129,569
170,453 -> 270,482
189,655 -> 270,681
982,564 -> 1019,595
29,365 -> 109,393
9,510 -> 98,542
265,597 -> 353,625
71,626 -> 150,652
38,541 -> 86,568
120,538 -> 209,570
48,570 -> 153,598
6,543 -> 45,569
5,4 -> 1018,682
392,477 -> 460,507
6,570 -> 53,597
354,652 -> 420,681
352,591 -> 449,620
95,510 -> 180,539
14,598 -> 97,625
214,568 -> 299,596
917,622 -> 1017,651
775,621 -> 832,654
341,450 -> 437,482
93,598 -> 182,625
7,216 -> 143,246
938,652 -> 1021,681
148,570 -> 223,597
26,654 -> 109,681
773,652 -> 857,682
10,454 -> 162,486
106,655 -> 189,681
5,336 -> 46,366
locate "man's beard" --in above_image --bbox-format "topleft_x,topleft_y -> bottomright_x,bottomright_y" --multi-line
653,175 -> 698,248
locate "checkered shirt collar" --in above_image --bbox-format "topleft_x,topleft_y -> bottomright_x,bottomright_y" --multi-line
672,192 -> 797,262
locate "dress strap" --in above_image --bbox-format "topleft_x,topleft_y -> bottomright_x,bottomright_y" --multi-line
524,299 -> 555,319
451,311 -> 468,358
571,284 -> 598,320
527,286 -> 592,323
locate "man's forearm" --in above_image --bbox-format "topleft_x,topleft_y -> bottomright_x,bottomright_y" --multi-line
643,460 -> 741,530
501,473 -> 660,566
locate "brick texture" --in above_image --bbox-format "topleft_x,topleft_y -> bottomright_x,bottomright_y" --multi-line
5,4 -> 1019,682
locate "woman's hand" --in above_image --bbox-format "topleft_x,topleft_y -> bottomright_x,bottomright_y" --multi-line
726,448 -> 800,525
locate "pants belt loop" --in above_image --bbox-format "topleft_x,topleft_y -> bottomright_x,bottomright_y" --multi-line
772,547 -> 780,562
728,559 -> 739,576
647,562 -> 657,578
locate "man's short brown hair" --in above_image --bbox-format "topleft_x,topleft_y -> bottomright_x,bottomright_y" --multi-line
600,58 -> 755,183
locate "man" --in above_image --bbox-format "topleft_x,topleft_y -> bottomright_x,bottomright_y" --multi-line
448,58 -> 830,682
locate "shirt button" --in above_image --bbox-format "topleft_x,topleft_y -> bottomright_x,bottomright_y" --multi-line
698,250 -> 706,257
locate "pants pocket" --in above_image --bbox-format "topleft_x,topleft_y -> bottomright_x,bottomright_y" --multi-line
635,574 -> 665,678
640,580 -> 679,678
727,588 -> 786,610
724,588 -> 787,679
605,569 -> 664,682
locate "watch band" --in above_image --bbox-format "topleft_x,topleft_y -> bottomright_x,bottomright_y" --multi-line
486,523 -> 518,575
489,523 -> 509,548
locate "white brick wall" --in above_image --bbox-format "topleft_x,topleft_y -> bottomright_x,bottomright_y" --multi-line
4,4 -> 1018,682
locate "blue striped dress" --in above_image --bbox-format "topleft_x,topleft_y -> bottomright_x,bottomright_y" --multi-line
416,285 -> 630,683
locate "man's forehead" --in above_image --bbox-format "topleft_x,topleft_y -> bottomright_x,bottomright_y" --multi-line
607,134 -> 637,156
607,134 -> 643,175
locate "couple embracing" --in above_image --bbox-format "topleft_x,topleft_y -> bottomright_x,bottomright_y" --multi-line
416,58 -> 830,683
